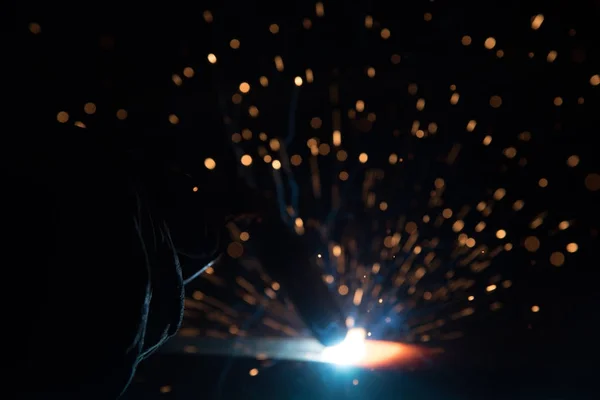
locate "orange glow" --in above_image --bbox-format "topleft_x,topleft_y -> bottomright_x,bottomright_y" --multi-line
345,340 -> 430,368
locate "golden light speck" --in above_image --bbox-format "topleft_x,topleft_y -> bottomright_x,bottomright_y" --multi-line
339,171 -> 349,181
168,114 -> 179,124
367,67 -> 376,77
29,22 -> 41,34
57,111 -> 69,123
294,76 -> 303,86
291,154 -> 302,166
160,385 -> 172,393
490,95 -> 502,108
338,285 -> 349,295
318,143 -> 330,156
531,305 -> 540,313
466,238 -> 476,248
496,229 -> 506,239
442,208 -> 453,219
550,252 -> 565,267
172,74 -> 183,86
493,188 -> 506,200
503,147 -> 517,159
272,160 -> 282,170
204,158 -> 216,170
466,120 -> 477,132
311,117 -> 322,129
538,178 -> 548,188
379,201 -> 388,211
249,368 -> 259,376
229,39 -> 240,49
405,221 -> 418,234
241,154 -> 253,166
524,236 -> 540,252
584,173 -> 600,191
183,67 -> 194,78
468,295 -> 475,301
248,105 -> 259,117
192,186 -> 198,192
84,102 -> 96,115
263,155 -> 272,163
260,76 -> 269,87
484,37 -> 496,49
116,109 -> 128,120
566,155 -> 580,167
547,50 -> 557,63
590,74 -> 600,86
269,138 -> 281,151
452,220 -> 464,232
496,49 -> 504,58
239,82 -> 250,93
240,232 -> 250,242
553,97 -> 563,106
483,135 -> 492,146
315,2 -> 324,17
380,28 -> 391,39
486,284 -> 497,292
274,56 -> 284,71
519,131 -> 532,141
207,53 -> 217,64
424,12 -> 432,22
359,153 -> 368,163
566,243 -> 578,253
531,14 -> 544,30
330,130 -> 341,146
461,35 -> 472,46
227,242 -> 244,258
337,150 -> 348,162
202,10 -> 213,23
269,24 -> 279,34
558,221 -> 570,230
332,245 -> 342,257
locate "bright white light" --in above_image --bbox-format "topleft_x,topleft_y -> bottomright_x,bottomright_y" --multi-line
321,327 -> 366,366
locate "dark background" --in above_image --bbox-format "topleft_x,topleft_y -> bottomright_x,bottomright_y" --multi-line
11,0 -> 600,398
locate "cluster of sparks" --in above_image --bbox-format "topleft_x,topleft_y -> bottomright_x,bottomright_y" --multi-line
32,0 -> 599,389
